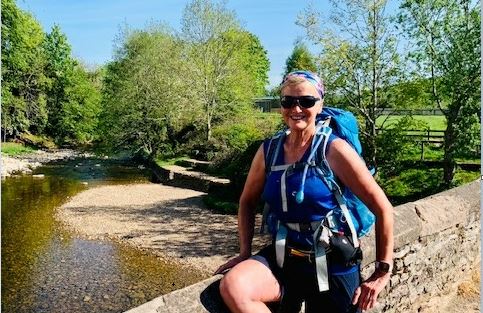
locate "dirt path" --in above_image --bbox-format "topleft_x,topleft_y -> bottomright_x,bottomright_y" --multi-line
57,183 -> 270,275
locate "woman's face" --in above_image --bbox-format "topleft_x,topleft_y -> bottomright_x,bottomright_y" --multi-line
280,81 -> 322,133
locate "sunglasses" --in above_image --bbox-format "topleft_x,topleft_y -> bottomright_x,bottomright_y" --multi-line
280,96 -> 321,109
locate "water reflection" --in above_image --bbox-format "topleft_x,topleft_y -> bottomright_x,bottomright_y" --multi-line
2,158 -> 206,313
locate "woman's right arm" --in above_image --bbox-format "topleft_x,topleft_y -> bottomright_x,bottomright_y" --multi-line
214,144 -> 266,274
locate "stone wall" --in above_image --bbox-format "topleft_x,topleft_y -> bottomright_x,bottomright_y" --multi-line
126,180 -> 480,313
372,180 -> 480,312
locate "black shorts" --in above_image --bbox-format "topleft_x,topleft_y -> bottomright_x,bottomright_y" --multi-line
251,244 -> 361,313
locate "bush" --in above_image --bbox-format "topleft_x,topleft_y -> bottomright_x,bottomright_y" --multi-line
19,133 -> 57,149
193,112 -> 282,201
376,116 -> 428,175
378,168 -> 444,204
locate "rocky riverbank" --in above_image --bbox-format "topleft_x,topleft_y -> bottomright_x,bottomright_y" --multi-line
1,149 -> 93,177
57,183 -> 270,275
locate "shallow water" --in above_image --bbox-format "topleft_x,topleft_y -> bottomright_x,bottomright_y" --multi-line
2,157 -> 206,313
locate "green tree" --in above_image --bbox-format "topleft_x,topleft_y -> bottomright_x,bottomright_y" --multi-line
100,26 -> 196,157
181,0 -> 260,140
59,65 -> 101,143
99,2 -> 270,158
298,0 -> 402,168
216,29 -> 270,112
232,30 -> 270,97
398,0 -> 481,186
284,41 -> 317,75
42,25 -> 76,141
42,25 -> 101,144
1,0 -> 48,140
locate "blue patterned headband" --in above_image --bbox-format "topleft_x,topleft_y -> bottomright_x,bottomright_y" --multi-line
281,70 -> 325,98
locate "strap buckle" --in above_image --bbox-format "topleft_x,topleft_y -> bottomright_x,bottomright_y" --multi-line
288,248 -> 314,263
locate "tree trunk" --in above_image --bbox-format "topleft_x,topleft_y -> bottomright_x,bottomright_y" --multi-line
206,99 -> 215,141
442,114 -> 457,187
206,112 -> 212,141
365,117 -> 377,169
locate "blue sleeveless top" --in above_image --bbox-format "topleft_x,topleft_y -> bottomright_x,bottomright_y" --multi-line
262,133 -> 338,225
262,133 -> 358,274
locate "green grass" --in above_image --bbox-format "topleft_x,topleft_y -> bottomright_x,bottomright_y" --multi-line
376,115 -> 447,130
453,170 -> 481,185
408,144 -> 453,162
401,143 -> 479,163
202,195 -> 239,215
379,168 -> 479,205
1,142 -> 36,156
154,156 -> 190,167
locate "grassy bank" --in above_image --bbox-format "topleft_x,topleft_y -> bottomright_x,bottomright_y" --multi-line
1,142 -> 36,156
378,168 -> 479,206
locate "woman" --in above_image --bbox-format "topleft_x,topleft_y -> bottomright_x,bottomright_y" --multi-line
215,71 -> 393,313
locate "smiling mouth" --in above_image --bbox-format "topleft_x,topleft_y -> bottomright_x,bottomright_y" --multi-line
290,115 -> 306,121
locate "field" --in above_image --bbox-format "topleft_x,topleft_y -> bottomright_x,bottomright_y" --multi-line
376,115 -> 447,130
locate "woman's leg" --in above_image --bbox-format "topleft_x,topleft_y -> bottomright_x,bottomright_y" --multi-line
304,269 -> 361,313
219,258 -> 282,313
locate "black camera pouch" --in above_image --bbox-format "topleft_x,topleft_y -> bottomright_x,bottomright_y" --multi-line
328,233 -> 363,267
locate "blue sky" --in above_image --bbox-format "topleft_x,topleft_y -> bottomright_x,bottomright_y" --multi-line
17,0 -> 335,88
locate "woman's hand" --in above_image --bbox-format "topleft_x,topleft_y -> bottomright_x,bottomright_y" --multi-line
214,254 -> 250,275
351,271 -> 391,311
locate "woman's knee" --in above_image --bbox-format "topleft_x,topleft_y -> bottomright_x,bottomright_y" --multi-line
219,269 -> 250,302
219,259 -> 281,305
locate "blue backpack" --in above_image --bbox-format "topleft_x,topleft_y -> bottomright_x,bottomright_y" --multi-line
315,107 -> 375,237
263,107 -> 375,240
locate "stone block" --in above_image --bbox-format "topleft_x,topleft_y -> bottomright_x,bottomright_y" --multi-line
390,274 -> 400,287
394,259 -> 405,273
393,246 -> 410,259
360,232 -> 376,266
400,272 -> 409,282
403,252 -> 418,267
414,195 -> 469,237
438,180 -> 480,217
392,202 -> 422,248
125,276 -> 227,313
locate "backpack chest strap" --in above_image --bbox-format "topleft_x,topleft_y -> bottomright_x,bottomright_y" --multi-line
285,221 -> 321,232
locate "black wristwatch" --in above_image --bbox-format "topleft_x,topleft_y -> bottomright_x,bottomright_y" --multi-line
375,261 -> 392,273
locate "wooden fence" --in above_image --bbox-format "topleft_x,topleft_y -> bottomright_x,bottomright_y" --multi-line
377,128 -> 445,160
377,128 -> 480,161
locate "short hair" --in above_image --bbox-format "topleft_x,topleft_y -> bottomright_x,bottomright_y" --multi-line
280,75 -> 308,92
280,70 -> 325,98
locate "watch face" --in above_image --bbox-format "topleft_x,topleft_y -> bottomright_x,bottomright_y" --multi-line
377,262 -> 391,272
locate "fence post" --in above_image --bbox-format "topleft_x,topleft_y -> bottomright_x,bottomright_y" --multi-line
420,141 -> 425,161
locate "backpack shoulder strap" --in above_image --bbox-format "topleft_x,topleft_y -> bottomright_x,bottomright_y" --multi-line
264,130 -> 288,174
312,121 -> 360,247
260,130 -> 287,234
313,118 -> 333,176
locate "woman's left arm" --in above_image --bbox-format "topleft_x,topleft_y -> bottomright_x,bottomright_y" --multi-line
327,138 -> 394,311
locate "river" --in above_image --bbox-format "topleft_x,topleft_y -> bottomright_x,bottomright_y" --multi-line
1,156 -> 204,313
